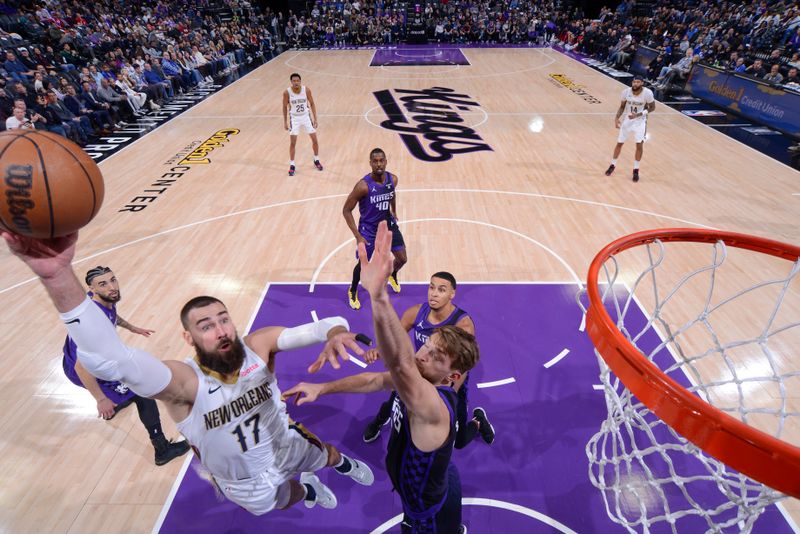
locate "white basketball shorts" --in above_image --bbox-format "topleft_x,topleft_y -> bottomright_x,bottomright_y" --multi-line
215,421 -> 327,515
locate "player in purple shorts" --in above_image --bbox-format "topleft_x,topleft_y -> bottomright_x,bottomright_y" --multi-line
361,272 -> 495,448
342,148 -> 407,310
62,266 -> 190,466
285,222 -> 478,533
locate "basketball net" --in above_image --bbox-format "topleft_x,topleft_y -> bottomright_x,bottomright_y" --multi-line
578,230 -> 800,533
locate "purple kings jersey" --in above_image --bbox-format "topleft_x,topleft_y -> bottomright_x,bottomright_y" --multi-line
358,172 -> 396,237
412,303 -> 469,351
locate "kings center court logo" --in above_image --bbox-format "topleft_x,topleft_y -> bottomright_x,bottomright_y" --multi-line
372,87 -> 493,162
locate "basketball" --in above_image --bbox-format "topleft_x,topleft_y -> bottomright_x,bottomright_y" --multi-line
0,130 -> 104,239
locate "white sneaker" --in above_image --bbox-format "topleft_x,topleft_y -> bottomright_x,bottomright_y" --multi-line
340,457 -> 374,486
300,472 -> 337,509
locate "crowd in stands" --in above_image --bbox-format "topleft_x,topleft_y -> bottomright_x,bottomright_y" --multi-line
284,0 -> 799,92
1,0 -> 278,139
564,0 -> 800,92
3,0 -> 798,140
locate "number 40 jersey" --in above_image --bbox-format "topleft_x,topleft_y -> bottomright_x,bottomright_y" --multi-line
358,171 -> 397,238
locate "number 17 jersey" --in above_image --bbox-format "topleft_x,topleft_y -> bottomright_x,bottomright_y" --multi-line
176,341 -> 290,481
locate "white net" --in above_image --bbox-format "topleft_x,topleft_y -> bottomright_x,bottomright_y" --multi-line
578,236 -> 800,533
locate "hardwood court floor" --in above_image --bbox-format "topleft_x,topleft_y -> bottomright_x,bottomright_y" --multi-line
0,48 -> 797,533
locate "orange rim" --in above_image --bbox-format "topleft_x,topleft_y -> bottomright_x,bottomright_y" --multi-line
586,228 -> 800,498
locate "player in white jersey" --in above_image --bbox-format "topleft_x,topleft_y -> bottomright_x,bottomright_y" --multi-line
283,73 -> 322,177
605,75 -> 655,182
3,231 -> 375,517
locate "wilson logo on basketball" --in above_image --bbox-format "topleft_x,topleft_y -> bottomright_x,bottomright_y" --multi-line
373,87 -> 492,162
4,164 -> 35,234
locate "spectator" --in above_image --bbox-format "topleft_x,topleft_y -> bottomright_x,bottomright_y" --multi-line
30,94 -> 68,138
63,84 -> 113,134
763,63 -> 784,84
4,51 -> 34,82
96,77 -> 131,120
746,58 -> 767,78
142,62 -> 174,99
47,90 -> 93,143
785,66 -> 800,85
5,105 -> 35,130
655,48 -> 694,89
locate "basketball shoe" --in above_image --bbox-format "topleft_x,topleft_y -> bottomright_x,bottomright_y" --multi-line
348,288 -> 361,310
300,472 -> 337,509
473,407 -> 495,445
388,274 -> 401,293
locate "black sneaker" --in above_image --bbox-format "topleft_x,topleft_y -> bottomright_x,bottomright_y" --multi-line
632,169 -> 640,182
288,164 -> 295,176
473,407 -> 495,445
605,164 -> 615,176
152,436 -> 191,466
363,419 -> 383,443
314,159 -> 323,171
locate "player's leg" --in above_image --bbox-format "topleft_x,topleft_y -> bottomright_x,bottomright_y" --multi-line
454,372 -> 479,448
633,141 -> 644,182
606,141 -> 625,176
288,134 -> 298,176
434,465 -> 465,533
454,372 -> 495,448
323,442 -> 374,485
363,391 -> 396,442
401,465 -> 464,533
131,395 -> 191,465
632,122 -> 646,182
348,262 -> 362,309
309,132 -> 323,170
348,237 -> 374,309
388,226 -> 406,293
216,471 -> 315,514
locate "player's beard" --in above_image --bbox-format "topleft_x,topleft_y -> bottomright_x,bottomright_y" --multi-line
96,291 -> 121,304
196,337 -> 246,375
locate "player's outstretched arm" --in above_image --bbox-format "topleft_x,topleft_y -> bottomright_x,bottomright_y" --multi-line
116,315 -> 155,337
358,222 -> 447,426
245,318 -> 367,373
282,371 -> 393,406
2,231 -> 196,410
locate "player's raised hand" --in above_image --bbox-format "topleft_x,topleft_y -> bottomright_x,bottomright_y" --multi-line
282,382 -> 323,406
1,231 -> 78,278
357,221 -> 394,298
308,331 -> 366,373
